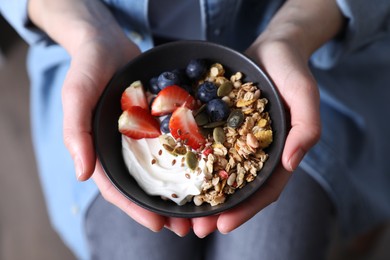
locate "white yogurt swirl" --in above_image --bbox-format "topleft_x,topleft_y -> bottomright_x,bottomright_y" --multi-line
121,135 -> 205,205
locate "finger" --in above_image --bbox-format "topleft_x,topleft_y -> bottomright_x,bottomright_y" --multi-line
164,217 -> 192,237
258,48 -> 321,172
279,71 -> 321,171
62,52 -> 114,181
62,64 -> 102,181
246,42 -> 321,172
92,162 -> 167,232
191,215 -> 219,238
216,165 -> 290,234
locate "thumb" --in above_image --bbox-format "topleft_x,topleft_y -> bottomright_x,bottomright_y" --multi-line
62,58 -> 108,181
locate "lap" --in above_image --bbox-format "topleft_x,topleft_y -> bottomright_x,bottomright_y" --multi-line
85,169 -> 334,260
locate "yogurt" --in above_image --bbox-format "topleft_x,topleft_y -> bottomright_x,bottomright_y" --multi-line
121,135 -> 205,205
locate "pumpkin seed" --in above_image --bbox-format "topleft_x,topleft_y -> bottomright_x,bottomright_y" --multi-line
185,151 -> 198,170
217,81 -> 233,97
227,110 -> 244,128
203,120 -> 226,128
193,103 -> 207,117
162,144 -> 177,156
195,111 -> 209,126
213,127 -> 226,144
159,135 -> 176,147
173,146 -> 187,155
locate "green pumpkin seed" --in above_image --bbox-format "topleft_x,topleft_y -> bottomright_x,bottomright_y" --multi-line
195,111 -> 209,126
227,110 -> 244,128
185,151 -> 198,170
217,81 -> 233,97
193,104 -> 207,117
213,127 -> 225,144
162,144 -> 177,156
173,146 -> 187,156
159,135 -> 176,147
203,120 -> 226,128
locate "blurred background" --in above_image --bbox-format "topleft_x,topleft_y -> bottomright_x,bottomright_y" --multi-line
1,15 -> 390,260
0,16 -> 76,260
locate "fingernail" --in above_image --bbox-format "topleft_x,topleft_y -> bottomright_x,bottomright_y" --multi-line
197,233 -> 207,239
288,148 -> 305,172
75,157 -> 84,181
165,226 -> 184,237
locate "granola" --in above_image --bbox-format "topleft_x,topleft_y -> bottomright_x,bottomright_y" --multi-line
192,63 -> 273,206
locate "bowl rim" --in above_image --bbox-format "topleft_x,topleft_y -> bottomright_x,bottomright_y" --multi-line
93,40 -> 287,217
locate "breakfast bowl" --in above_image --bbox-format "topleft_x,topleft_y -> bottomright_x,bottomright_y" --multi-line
93,40 -> 286,218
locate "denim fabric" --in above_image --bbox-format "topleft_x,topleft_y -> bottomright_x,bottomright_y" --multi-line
85,169 -> 334,260
1,0 -> 390,259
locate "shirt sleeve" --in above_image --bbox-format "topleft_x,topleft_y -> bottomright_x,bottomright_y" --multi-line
0,0 -> 48,45
311,0 -> 390,69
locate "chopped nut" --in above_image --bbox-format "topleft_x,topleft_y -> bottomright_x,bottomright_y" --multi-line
247,133 -> 259,148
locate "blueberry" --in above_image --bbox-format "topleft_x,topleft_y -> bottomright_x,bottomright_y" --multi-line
206,99 -> 230,122
148,77 -> 160,94
157,71 -> 180,90
171,69 -> 194,94
197,81 -> 218,103
186,59 -> 207,80
160,114 -> 172,134
172,68 -> 191,85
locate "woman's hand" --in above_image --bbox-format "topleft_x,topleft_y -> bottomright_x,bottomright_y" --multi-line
27,0 -> 182,233
191,38 -> 320,237
190,0 -> 344,238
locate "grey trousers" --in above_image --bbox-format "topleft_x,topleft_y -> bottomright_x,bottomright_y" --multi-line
85,168 -> 334,260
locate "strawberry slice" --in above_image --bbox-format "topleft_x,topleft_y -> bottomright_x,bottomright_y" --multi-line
118,106 -> 161,139
121,80 -> 149,111
151,85 -> 196,116
169,106 -> 206,150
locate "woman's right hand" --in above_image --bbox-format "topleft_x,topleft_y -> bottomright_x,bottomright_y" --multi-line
28,0 -> 194,235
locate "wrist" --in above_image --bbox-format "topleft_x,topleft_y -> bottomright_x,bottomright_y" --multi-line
258,0 -> 345,61
27,0 -> 130,55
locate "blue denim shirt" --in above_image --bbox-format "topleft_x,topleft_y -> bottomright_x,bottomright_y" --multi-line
2,1 -> 390,259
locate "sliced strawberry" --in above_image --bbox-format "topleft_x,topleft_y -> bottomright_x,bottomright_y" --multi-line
169,106 -> 206,150
121,80 -> 149,111
118,106 -> 161,139
151,85 -> 196,116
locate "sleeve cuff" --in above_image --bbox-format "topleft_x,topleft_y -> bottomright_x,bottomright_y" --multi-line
0,0 -> 48,45
311,0 -> 390,69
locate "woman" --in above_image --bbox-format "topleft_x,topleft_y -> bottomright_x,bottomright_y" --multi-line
1,0 -> 389,259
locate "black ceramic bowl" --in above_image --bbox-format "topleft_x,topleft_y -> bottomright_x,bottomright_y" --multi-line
94,40 -> 286,218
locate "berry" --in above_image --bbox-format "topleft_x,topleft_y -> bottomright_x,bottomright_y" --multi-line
169,106 -> 206,150
157,71 -> 180,90
118,106 -> 161,139
197,81 -> 218,103
206,98 -> 230,122
160,114 -> 172,134
121,80 -> 148,111
172,68 -> 191,85
151,85 -> 196,116
148,77 -> 160,94
186,59 -> 207,80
